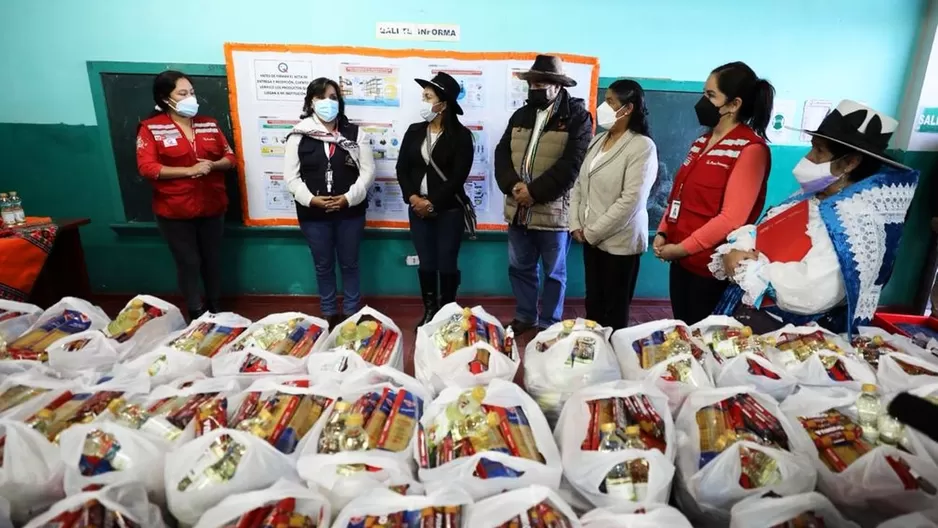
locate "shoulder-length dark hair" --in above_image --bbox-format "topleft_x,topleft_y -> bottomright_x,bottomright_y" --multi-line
301,77 -> 347,125
148,70 -> 190,118
711,61 -> 776,140
607,79 -> 651,138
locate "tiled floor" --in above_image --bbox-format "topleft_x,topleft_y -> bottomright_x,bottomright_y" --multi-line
96,294 -> 672,386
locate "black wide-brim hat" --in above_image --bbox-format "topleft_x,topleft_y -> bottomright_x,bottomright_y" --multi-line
415,72 -> 464,115
788,100 -> 909,170
517,54 -> 577,88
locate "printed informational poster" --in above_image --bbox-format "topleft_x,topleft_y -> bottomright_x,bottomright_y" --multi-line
800,100 -> 833,142
258,117 -> 299,157
253,60 -> 313,102
226,44 -> 598,229
339,64 -> 401,107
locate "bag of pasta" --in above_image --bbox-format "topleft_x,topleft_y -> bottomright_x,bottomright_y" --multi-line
764,325 -> 876,390
0,419 -> 65,524
0,370 -> 76,420
193,478 -> 331,528
415,303 -> 519,395
319,307 -> 404,371
525,319 -> 620,426
331,485 -> 472,528
213,312 -> 329,377
729,491 -> 859,528
103,294 -> 185,361
580,503 -> 693,528
0,300 -> 41,353
23,481 -> 167,528
465,485 -> 580,528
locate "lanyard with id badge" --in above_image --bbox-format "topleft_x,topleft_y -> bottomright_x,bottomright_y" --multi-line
324,142 -> 336,193
667,183 -> 683,224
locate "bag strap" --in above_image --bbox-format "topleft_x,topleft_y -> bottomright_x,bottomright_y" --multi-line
425,128 -> 477,238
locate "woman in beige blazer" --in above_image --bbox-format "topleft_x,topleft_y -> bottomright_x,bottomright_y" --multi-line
570,79 -> 658,329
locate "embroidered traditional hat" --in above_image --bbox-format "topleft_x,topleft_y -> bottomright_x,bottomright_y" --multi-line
790,100 -> 909,169
414,72 -> 464,115
517,55 -> 577,87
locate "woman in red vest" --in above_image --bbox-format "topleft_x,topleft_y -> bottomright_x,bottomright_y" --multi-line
136,70 -> 236,320
653,61 -> 775,324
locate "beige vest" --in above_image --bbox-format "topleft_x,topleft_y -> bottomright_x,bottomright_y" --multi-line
505,127 -> 571,230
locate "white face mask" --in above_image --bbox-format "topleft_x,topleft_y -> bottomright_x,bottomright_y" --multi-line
419,101 -> 439,122
596,101 -> 624,129
170,96 -> 199,118
792,157 -> 842,194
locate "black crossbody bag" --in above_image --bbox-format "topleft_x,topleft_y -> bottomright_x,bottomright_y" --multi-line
425,129 -> 477,239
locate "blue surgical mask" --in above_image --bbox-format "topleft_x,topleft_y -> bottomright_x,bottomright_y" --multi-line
171,96 -> 199,118
314,99 -> 339,123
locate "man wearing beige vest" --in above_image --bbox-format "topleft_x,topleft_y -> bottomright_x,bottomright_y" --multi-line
494,55 -> 593,333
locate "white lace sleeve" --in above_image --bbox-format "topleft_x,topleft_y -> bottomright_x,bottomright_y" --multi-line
708,224 -> 757,279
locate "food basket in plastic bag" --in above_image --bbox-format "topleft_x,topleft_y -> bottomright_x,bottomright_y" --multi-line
193,478 -> 331,528
0,300 -> 41,352
465,484 -> 581,528
331,485 -> 472,527
764,325 -> 876,390
876,352 -> 938,393
23,481 -> 167,528
729,491 -> 860,528
103,294 -> 185,361
213,312 -> 329,377
579,503 -> 693,528
0,419 -> 65,524
46,330 -> 119,374
0,370 -> 77,420
318,307 -> 404,371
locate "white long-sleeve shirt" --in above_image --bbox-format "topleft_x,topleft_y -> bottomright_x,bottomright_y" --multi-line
283,115 -> 375,207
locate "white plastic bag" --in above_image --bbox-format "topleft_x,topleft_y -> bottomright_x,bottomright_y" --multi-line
729,492 -> 860,528
212,312 -> 328,377
524,318 -> 619,425
59,421 -> 169,502
781,386 -> 938,516
674,387 -> 816,526
104,294 -> 185,361
554,380 -> 675,508
765,324 -> 876,390
877,507 -> 938,528
855,326 -> 938,367
165,428 -> 297,527
465,485 -> 581,528
24,481 -> 167,528
306,348 -> 373,380
0,370 -> 76,420
319,306 -> 404,371
877,352 -> 938,393
580,503 -> 693,528
0,496 -> 10,528
692,315 -> 798,401
116,312 -> 252,385
416,378 -> 562,500
0,299 -> 41,349
332,485 -> 473,527
415,303 -> 520,395
193,478 -> 331,528
0,419 -> 65,524
46,330 -> 119,374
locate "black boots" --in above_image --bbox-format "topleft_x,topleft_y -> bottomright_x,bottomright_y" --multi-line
418,270 -> 439,330
440,271 -> 461,306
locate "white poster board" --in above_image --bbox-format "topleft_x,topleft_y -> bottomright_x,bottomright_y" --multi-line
225,44 -> 599,230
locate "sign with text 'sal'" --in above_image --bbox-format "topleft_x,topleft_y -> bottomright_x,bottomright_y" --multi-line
917,107 -> 938,133
376,22 -> 460,42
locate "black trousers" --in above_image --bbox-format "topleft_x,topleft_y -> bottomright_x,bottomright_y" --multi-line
583,245 -> 641,330
669,262 -> 728,325
409,208 -> 464,273
156,214 -> 224,312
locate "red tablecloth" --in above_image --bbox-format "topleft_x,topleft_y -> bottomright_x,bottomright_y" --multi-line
0,217 -> 58,301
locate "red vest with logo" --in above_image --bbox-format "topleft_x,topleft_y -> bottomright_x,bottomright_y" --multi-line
666,125 -> 770,276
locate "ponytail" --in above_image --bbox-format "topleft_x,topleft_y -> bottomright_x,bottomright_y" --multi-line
711,61 -> 776,140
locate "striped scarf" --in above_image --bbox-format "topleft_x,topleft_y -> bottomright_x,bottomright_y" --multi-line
295,129 -> 361,168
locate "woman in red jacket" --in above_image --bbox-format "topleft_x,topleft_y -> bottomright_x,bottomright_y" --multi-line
136,70 -> 236,319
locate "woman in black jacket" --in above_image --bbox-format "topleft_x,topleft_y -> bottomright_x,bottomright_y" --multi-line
396,72 -> 474,326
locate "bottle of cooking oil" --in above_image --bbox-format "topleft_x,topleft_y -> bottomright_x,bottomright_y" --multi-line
856,383 -> 881,442
318,400 -> 352,453
339,413 -> 370,452
598,422 -> 635,500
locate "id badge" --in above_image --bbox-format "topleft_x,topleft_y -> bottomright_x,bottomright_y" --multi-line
325,168 -> 333,193
163,137 -> 178,147
667,200 -> 681,223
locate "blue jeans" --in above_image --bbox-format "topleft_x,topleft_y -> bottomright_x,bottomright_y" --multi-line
300,215 -> 366,316
507,225 -> 571,328
409,208 -> 464,273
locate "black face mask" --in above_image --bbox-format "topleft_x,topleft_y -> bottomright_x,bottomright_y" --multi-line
695,96 -> 724,128
527,89 -> 550,108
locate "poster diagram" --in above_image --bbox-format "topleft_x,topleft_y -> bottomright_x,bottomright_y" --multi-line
507,68 -> 529,111
264,171 -> 295,212
466,122 -> 488,164
368,176 -> 406,214
464,168 -> 489,213
352,120 -> 402,160
258,117 -> 299,157
430,67 -> 485,109
254,60 -> 313,102
339,64 -> 401,107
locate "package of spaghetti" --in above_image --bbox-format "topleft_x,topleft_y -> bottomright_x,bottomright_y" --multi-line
213,312 -> 328,377
116,312 -> 252,385
192,478 -> 330,528
554,380 -> 675,508
0,300 -> 41,354
415,379 -> 561,500
415,303 -> 520,395
166,428 -> 296,527
23,481 -> 167,528
0,419 -> 65,524
319,307 -> 404,371
611,320 -> 714,413
465,485 -> 579,527
0,297 -> 109,372
296,367 -> 430,510
765,325 -> 875,390
673,387 -> 816,526
331,485 -> 471,528
782,386 -> 938,519
580,503 -> 693,528
690,316 -> 797,401
104,295 -> 185,361
524,318 -> 619,427
229,376 -> 336,456
0,370 -> 76,420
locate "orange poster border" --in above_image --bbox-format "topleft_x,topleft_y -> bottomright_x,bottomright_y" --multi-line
224,42 -> 601,230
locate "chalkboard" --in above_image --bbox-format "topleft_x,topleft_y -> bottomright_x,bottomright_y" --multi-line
100,72 -> 242,222
597,87 -> 704,226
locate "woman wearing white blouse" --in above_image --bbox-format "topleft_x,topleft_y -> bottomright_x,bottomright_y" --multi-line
570,80 -> 659,329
